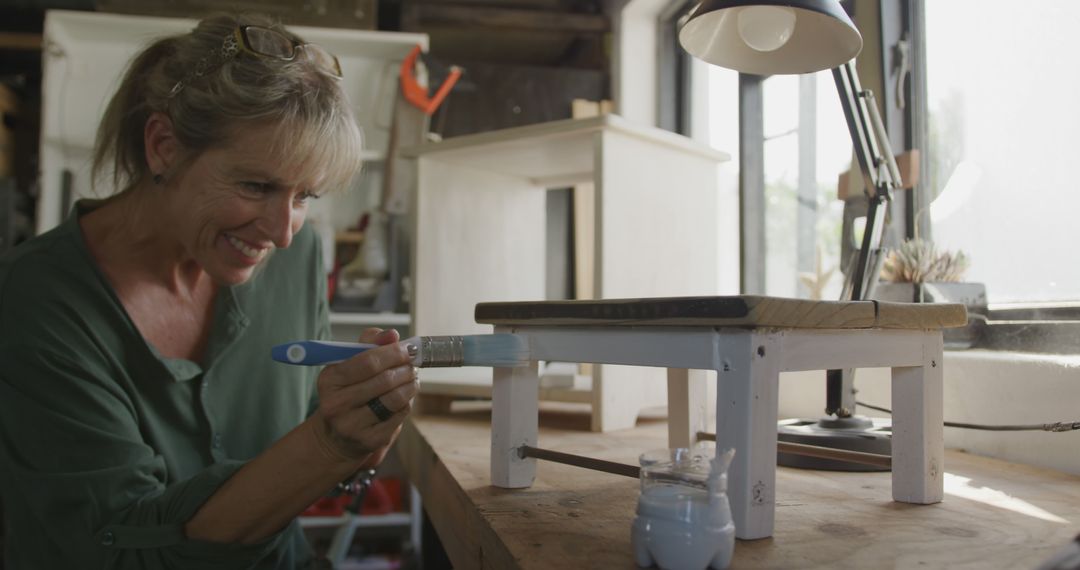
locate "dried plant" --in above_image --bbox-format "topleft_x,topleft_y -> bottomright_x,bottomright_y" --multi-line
798,247 -> 835,300
880,238 -> 969,284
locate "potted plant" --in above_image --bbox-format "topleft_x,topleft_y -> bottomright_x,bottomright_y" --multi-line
874,238 -> 986,348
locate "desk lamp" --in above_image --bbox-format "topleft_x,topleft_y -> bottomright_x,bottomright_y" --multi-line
680,0 -> 904,470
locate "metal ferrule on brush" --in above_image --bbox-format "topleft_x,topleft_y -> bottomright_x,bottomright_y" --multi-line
419,336 -> 464,367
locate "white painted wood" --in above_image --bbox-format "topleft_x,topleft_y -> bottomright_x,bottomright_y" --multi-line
411,159 -> 546,383
409,116 -> 729,431
668,334 -> 1080,477
592,364 -> 666,432
572,181 -> 596,302
714,330 -> 781,540
537,361 -> 576,390
476,321 -> 951,539
610,0 -> 670,126
421,379 -> 593,405
491,325 -> 540,489
891,331 -> 945,504
529,171 -> 595,189
941,351 -> 1080,476
569,99 -> 600,304
780,329 -> 928,372
403,115 -> 729,171
524,327 -> 718,369
594,129 -> 721,299
590,127 -> 724,431
666,368 -> 709,449
328,312 -> 411,326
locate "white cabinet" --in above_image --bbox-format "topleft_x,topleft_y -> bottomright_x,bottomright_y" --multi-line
38,10 -> 427,236
404,114 -> 732,431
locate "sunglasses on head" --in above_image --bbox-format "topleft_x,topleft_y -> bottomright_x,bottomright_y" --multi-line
168,25 -> 343,98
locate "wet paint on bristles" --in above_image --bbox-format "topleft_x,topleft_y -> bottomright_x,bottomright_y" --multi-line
460,334 -> 530,367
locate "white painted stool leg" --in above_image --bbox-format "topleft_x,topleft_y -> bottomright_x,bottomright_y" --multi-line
891,331 -> 945,504
667,368 -> 708,449
491,327 -> 540,488
715,331 -> 780,540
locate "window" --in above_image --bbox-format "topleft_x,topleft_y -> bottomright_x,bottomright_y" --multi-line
925,0 -> 1080,304
702,68 -> 852,300
759,73 -> 852,299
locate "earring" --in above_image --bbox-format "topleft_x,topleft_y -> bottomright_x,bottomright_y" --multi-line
153,173 -> 165,185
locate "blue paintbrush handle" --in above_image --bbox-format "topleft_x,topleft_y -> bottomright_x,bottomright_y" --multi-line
272,335 -> 526,368
271,340 -> 377,366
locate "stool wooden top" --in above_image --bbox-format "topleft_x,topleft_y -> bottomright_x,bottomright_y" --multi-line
475,295 -> 967,330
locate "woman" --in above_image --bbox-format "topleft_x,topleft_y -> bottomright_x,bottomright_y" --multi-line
0,13 -> 417,569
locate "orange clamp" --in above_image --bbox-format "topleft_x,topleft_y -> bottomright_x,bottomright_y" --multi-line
400,44 -> 462,116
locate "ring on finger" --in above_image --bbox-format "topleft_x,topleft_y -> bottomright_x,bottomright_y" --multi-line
367,396 -> 394,422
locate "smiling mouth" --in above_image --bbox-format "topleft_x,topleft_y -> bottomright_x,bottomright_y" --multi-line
225,234 -> 267,260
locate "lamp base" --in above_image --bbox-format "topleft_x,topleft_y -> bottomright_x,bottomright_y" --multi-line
777,416 -> 892,472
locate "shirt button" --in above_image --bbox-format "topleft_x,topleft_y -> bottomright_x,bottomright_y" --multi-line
101,531 -> 115,546
212,433 -> 223,448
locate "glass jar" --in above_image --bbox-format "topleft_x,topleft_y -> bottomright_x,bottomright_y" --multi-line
631,446 -> 735,570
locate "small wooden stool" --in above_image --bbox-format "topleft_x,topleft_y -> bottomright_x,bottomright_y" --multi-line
474,295 -> 967,540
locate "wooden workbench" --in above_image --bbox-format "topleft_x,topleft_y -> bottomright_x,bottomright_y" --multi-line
397,402 -> 1080,569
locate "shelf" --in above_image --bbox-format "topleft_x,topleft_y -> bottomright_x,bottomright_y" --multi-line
329,312 -> 411,326
0,32 -> 42,51
358,150 -> 386,162
401,114 -> 729,187
418,366 -> 594,404
299,512 -> 411,529
419,380 -> 593,404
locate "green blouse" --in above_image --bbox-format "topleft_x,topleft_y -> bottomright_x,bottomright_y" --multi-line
0,204 -> 329,569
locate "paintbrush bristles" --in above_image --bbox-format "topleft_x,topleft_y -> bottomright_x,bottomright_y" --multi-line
461,334 -> 530,367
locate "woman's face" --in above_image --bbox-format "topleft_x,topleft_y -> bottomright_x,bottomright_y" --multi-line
167,123 -> 324,286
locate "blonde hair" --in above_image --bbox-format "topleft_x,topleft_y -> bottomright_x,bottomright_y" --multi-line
92,13 -> 363,196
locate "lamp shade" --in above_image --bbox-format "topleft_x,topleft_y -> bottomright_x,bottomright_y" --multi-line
679,0 -> 863,75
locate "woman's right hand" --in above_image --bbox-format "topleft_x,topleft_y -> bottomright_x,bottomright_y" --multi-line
309,328 -> 418,464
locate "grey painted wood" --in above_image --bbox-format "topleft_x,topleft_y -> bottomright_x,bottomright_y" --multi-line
797,73 -> 818,298
739,73 -> 766,294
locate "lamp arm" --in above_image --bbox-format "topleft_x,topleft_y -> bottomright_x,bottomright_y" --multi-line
866,88 -> 904,189
832,59 -> 902,301
827,60 -> 904,418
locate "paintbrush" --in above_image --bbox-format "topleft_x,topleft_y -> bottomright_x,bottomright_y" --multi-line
271,334 -> 530,368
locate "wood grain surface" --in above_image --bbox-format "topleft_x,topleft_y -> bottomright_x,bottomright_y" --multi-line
397,402 -> 1080,570
475,295 -> 968,330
